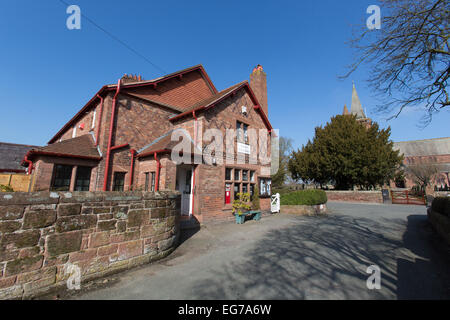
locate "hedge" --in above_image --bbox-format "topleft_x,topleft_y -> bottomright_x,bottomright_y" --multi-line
280,190 -> 327,206
432,197 -> 450,217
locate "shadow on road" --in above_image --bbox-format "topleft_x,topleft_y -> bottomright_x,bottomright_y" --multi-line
190,214 -> 404,299
397,215 -> 450,299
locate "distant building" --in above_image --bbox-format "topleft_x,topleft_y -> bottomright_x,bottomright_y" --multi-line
0,142 -> 38,173
392,137 -> 450,191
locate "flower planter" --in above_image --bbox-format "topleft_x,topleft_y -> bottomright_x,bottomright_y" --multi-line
235,210 -> 262,224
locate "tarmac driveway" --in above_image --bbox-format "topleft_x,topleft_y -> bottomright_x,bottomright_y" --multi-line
72,202 -> 450,300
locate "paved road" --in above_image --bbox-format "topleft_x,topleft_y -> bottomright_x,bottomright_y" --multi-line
73,202 -> 450,300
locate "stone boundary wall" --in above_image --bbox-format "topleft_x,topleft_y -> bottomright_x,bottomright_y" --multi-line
325,191 -> 383,204
0,191 -> 181,299
427,208 -> 450,246
281,204 -> 327,215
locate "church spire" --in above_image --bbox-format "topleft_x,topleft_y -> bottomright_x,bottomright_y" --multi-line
343,104 -> 349,115
351,82 -> 366,119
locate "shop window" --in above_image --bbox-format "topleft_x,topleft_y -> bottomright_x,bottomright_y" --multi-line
51,164 -> 73,191
234,183 -> 240,200
234,169 -> 240,181
242,170 -> 248,181
74,166 -> 92,191
259,178 -> 272,198
113,172 -> 126,191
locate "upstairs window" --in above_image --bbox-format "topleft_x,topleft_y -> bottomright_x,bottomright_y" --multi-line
236,121 -> 249,143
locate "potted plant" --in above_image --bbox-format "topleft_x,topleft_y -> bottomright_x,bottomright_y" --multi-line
232,192 -> 262,224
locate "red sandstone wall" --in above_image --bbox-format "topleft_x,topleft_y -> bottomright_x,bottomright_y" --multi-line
0,191 -> 181,299
325,191 -> 383,203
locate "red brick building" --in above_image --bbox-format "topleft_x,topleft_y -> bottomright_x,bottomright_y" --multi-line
21,65 -> 273,223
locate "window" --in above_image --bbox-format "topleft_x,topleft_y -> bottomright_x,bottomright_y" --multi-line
91,109 -> 96,129
242,170 -> 248,181
51,165 -> 73,191
234,184 -> 241,200
259,178 -> 272,198
250,171 -> 255,182
234,169 -> 240,181
74,166 -> 91,191
225,168 -> 232,181
113,172 -> 126,191
242,184 -> 248,194
72,126 -> 77,138
250,184 -> 255,200
144,172 -> 156,191
150,172 -> 155,191
236,121 -> 249,143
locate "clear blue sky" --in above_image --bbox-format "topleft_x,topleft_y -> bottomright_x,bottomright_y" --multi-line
1,0 -> 448,149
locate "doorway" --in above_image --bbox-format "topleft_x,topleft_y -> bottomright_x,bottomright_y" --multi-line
176,165 -> 194,216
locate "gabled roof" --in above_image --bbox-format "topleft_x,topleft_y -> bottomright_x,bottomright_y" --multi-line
24,134 -> 101,163
48,65 -> 217,144
137,129 -> 202,158
350,82 -> 366,119
169,81 -> 273,131
0,142 -> 39,172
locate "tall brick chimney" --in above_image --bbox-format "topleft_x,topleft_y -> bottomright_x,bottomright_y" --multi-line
250,65 -> 268,117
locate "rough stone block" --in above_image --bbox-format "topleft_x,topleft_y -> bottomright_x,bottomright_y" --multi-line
59,191 -> 105,203
97,244 -> 118,256
93,207 -> 111,214
55,215 -> 97,233
127,209 -> 149,227
16,266 -> 56,284
144,200 -> 157,208
5,255 -> 43,276
0,276 -> 16,289
97,220 -> 116,231
0,221 -> 22,233
46,231 -> 82,256
69,248 -> 97,263
117,220 -> 126,233
1,230 -> 41,250
0,205 -> 24,220
18,247 -> 40,259
89,232 -> 110,248
57,204 -> 82,216
117,240 -> 143,260
150,208 -> 166,219
23,210 -> 57,229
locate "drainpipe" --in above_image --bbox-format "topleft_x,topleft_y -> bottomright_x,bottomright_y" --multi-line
103,79 -> 121,191
191,110 -> 198,216
129,149 -> 136,191
24,155 -> 33,175
154,152 -> 161,191
95,94 -> 104,147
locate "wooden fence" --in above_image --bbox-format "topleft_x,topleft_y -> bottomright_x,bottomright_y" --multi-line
0,173 -> 32,192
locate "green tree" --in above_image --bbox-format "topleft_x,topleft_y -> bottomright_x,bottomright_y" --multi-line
271,136 -> 293,188
288,115 -> 403,190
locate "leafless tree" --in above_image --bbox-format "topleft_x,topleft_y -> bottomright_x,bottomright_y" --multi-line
342,0 -> 449,125
405,163 -> 439,190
